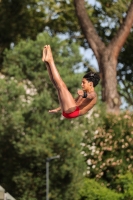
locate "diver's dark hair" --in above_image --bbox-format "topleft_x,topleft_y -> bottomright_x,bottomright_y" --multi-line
83,72 -> 100,87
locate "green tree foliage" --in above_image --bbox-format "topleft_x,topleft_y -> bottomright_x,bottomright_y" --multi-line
91,0 -> 132,42
115,172 -> 133,200
0,33 -> 85,200
117,32 -> 133,107
0,0 -> 46,64
78,178 -> 122,200
43,0 -> 80,36
0,77 -> 26,190
0,0 -> 45,39
81,108 -> 133,190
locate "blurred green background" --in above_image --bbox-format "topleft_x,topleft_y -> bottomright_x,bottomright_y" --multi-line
0,0 -> 133,200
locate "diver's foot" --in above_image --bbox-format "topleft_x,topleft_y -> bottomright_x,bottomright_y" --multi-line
42,45 -> 47,62
44,45 -> 54,63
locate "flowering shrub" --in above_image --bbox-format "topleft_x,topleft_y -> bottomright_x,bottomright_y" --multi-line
82,110 -> 133,191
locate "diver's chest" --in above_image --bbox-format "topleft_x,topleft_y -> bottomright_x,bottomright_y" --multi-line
77,97 -> 90,105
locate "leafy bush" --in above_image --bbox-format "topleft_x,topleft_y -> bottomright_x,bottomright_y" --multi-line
115,172 -> 133,200
78,178 -> 122,200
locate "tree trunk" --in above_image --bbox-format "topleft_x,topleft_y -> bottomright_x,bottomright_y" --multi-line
100,51 -> 121,113
74,0 -> 133,113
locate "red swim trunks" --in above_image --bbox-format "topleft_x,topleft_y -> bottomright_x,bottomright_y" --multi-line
62,106 -> 80,119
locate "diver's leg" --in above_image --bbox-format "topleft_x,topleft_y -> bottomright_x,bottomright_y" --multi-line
42,45 -> 77,113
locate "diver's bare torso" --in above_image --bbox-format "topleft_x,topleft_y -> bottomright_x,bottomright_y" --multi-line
76,91 -> 97,116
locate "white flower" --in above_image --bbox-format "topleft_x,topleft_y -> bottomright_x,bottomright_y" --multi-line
87,159 -> 92,165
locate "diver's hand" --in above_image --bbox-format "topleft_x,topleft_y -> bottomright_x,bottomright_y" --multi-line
49,109 -> 59,113
77,89 -> 84,96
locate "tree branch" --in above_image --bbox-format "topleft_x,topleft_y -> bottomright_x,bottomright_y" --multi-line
73,0 -> 105,63
109,0 -> 133,58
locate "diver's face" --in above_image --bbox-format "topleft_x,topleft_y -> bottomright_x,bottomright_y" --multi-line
81,78 -> 92,91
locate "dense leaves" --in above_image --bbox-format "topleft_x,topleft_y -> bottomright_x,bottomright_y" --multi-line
0,0 -> 46,64
78,178 -> 122,200
117,32 -> 133,106
0,33 -> 85,200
